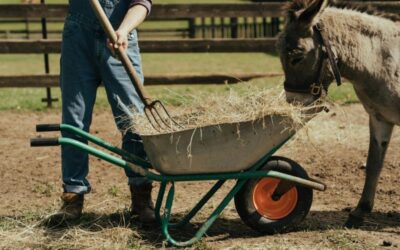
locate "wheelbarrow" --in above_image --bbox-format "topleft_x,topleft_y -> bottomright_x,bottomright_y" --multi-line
31,113 -> 326,247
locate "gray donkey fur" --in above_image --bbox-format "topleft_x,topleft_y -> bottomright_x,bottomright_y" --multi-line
277,0 -> 400,227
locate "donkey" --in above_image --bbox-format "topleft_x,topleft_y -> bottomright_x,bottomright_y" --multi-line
277,0 -> 400,228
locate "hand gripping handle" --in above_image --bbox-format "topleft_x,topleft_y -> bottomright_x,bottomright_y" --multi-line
89,0 -> 151,105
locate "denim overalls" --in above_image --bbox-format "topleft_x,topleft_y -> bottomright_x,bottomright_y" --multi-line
61,0 -> 148,194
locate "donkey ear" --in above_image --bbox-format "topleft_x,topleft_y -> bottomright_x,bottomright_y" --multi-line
298,0 -> 327,24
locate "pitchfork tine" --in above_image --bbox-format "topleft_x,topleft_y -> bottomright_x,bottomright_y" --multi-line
144,108 -> 160,131
152,107 -> 170,128
150,107 -> 168,129
146,107 -> 166,130
154,101 -> 182,128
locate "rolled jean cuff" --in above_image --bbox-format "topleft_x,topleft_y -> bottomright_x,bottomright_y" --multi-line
63,184 -> 91,194
128,177 -> 152,187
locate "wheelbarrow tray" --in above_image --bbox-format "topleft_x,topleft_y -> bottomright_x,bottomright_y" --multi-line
142,114 -> 299,175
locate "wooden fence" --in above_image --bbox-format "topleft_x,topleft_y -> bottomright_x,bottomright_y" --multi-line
0,2 -> 399,105
1,2 -> 399,39
0,3 -> 287,39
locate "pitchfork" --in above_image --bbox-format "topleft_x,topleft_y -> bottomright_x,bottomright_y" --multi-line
90,0 -> 180,131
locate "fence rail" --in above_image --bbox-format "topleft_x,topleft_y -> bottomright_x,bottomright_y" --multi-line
0,38 -> 278,53
0,3 -> 283,19
1,2 -> 399,39
0,2 -> 399,19
0,73 -> 283,87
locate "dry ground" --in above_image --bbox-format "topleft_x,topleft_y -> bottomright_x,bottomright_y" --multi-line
0,104 -> 399,249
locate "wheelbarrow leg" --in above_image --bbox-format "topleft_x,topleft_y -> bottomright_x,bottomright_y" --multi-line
155,180 -> 226,228
160,179 -> 247,247
171,180 -> 226,229
154,181 -> 167,223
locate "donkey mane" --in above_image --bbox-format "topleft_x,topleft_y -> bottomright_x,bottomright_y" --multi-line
284,0 -> 400,23
283,0 -> 315,13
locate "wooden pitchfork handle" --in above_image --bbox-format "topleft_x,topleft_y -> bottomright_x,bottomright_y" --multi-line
89,0 -> 151,106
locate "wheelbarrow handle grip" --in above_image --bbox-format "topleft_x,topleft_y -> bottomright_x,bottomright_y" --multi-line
89,0 -> 152,105
30,138 -> 60,147
36,124 -> 61,132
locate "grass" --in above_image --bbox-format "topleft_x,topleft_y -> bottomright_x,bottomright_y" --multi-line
0,53 -> 282,75
32,182 -> 56,197
324,231 -> 365,250
0,79 -> 359,112
0,52 -> 282,111
108,185 -> 121,197
0,51 -> 358,111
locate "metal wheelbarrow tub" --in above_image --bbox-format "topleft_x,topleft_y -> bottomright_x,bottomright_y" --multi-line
142,114 -> 299,175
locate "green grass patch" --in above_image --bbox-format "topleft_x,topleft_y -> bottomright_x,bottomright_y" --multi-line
0,77 -> 358,111
327,82 -> 358,105
0,78 -> 281,111
0,53 -> 282,75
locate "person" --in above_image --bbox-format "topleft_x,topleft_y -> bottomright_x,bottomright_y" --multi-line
51,0 -> 154,224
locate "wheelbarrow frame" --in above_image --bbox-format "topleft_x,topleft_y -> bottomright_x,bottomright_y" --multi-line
31,124 -> 326,247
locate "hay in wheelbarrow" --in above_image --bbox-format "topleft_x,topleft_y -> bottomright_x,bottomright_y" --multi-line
127,87 -> 323,175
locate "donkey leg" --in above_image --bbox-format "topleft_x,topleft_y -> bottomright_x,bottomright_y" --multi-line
345,115 -> 394,228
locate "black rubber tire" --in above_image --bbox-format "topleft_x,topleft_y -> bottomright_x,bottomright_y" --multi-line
234,156 -> 313,234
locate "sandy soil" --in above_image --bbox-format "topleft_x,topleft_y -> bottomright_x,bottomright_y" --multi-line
0,104 -> 399,249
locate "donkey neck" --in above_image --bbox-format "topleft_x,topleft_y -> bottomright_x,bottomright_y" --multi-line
319,8 -> 400,83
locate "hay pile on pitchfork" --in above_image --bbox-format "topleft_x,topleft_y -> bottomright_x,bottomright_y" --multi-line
128,86 -> 322,136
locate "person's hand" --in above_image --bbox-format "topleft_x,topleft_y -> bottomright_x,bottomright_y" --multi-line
107,29 -> 129,58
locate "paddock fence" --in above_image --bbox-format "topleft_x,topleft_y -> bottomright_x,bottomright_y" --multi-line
0,1 -> 399,106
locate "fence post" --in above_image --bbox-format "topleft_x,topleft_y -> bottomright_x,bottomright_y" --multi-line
271,17 -> 280,36
188,18 -> 195,38
211,17 -> 216,38
262,18 -> 267,37
230,17 -> 238,39
244,17 -> 249,38
252,17 -> 257,38
201,17 -> 206,38
40,0 -> 58,107
25,18 -> 30,39
220,17 -> 225,38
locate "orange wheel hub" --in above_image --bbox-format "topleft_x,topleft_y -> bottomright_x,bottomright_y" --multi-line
252,177 -> 298,220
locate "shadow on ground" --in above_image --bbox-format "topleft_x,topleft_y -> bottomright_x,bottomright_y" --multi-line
19,209 -> 397,247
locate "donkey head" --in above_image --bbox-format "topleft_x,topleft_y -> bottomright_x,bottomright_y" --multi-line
277,0 -> 339,105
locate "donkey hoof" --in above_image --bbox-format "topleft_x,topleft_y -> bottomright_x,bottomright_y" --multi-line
344,214 -> 364,229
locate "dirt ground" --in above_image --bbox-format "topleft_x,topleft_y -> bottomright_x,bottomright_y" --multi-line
0,104 -> 399,249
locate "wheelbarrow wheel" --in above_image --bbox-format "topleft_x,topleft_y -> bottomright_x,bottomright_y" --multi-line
234,156 -> 313,234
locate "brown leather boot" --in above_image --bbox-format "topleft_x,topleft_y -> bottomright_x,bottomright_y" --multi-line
43,192 -> 84,226
130,183 -> 156,223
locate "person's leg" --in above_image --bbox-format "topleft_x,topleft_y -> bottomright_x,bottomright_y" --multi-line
99,30 -> 149,186
60,19 -> 101,195
44,18 -> 100,226
99,30 -> 155,223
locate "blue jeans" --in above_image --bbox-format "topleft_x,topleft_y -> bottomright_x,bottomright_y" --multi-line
60,0 -> 150,194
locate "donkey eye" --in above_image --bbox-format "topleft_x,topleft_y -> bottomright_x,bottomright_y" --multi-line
290,57 -> 304,66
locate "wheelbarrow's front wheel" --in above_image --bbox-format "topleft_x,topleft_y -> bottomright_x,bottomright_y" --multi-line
234,156 -> 313,234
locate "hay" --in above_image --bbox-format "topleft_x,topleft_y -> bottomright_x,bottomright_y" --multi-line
0,200 -> 148,250
128,86 -> 323,136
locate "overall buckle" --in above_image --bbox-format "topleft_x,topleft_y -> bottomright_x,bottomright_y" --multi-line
310,83 -> 322,96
